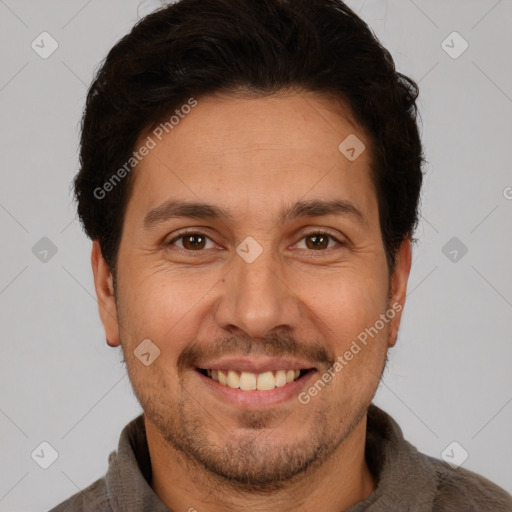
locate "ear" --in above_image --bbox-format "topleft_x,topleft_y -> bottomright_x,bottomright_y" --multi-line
387,238 -> 412,348
91,240 -> 120,347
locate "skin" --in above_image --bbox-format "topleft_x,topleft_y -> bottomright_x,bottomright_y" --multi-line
92,89 -> 412,512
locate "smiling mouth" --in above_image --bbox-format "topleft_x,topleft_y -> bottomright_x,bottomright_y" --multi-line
196,368 -> 313,391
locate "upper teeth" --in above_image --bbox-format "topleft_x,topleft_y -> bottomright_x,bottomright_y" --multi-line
205,369 -> 301,391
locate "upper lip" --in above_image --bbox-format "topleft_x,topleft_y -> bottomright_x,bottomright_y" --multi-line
195,357 -> 316,373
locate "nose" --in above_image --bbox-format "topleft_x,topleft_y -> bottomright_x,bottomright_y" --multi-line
213,247 -> 302,339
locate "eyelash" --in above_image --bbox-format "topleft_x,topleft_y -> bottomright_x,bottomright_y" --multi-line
167,229 -> 345,253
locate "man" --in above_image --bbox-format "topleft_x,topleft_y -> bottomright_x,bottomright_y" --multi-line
51,0 -> 512,510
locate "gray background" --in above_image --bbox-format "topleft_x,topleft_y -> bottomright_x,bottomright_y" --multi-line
1,0 -> 511,510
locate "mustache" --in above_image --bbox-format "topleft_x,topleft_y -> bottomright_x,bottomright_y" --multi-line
177,331 -> 335,373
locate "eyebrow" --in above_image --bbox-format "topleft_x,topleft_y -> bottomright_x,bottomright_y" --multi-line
143,198 -> 368,229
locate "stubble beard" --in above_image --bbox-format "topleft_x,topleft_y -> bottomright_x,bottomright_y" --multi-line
133,365 -> 378,493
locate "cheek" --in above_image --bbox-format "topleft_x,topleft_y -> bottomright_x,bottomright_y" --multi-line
300,269 -> 389,340
299,272 -> 390,400
117,270 -> 214,357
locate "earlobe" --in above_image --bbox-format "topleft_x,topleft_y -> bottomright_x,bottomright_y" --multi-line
91,240 -> 121,347
387,238 -> 412,348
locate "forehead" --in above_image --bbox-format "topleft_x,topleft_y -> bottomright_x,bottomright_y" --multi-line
126,91 -> 377,226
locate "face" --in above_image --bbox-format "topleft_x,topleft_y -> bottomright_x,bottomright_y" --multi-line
92,90 -> 411,490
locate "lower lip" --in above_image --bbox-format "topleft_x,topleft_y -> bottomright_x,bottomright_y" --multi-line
195,369 -> 317,408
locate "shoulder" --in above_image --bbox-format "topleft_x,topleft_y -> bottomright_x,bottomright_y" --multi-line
48,476 -> 111,512
425,454 -> 512,512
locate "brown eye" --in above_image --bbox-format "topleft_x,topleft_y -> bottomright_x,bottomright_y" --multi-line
169,232 -> 215,251
181,234 -> 206,250
299,231 -> 346,252
305,233 -> 330,250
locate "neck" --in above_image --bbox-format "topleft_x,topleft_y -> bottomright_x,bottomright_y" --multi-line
145,413 -> 376,512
